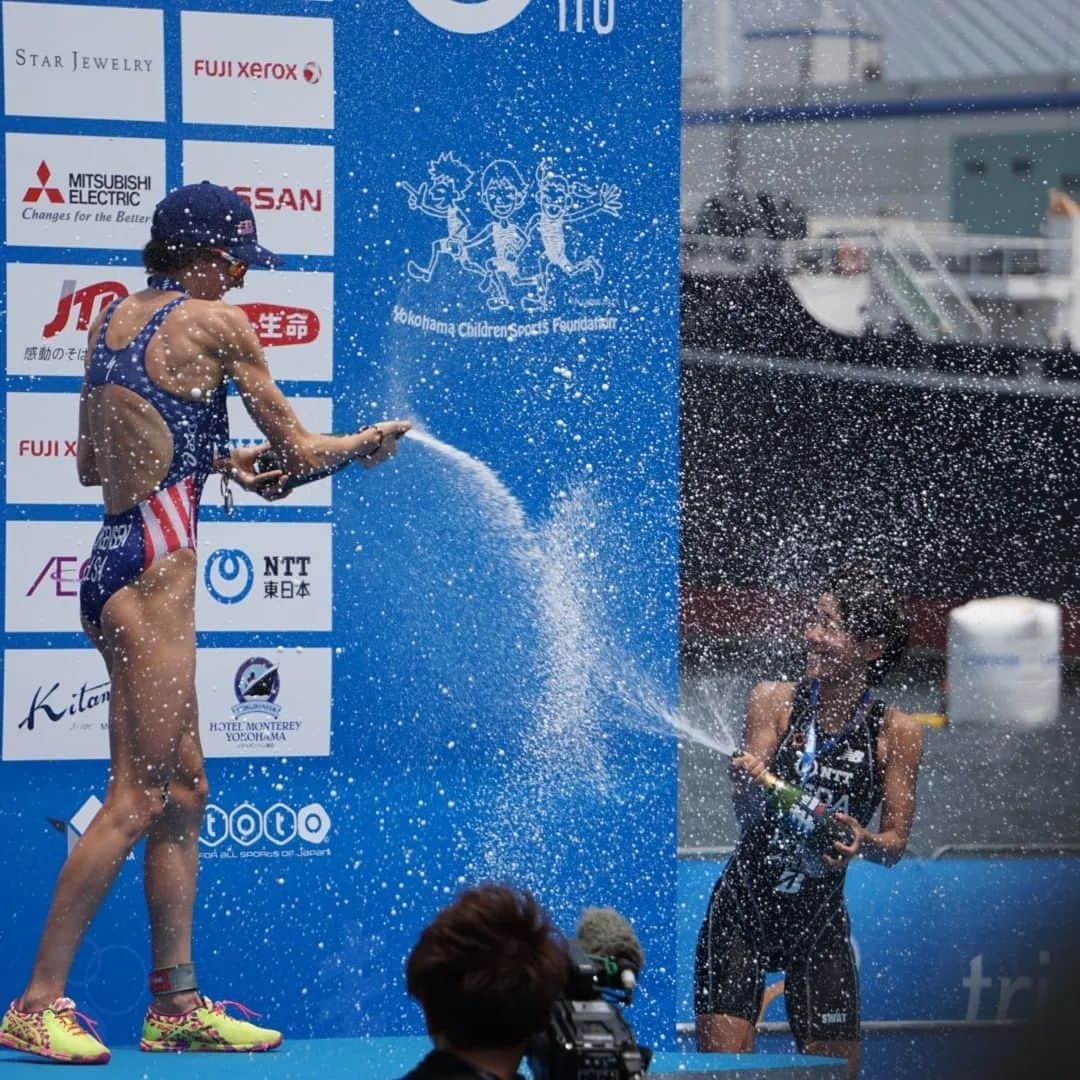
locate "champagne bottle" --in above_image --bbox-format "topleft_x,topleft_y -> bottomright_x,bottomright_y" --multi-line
735,755 -> 854,854
252,427 -> 395,491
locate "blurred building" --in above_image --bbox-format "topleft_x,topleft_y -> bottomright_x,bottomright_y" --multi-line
683,0 -> 1080,235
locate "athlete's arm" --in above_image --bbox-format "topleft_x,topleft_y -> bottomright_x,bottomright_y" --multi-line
77,316 -> 105,486
829,709 -> 923,868
213,304 -> 409,479
730,681 -> 789,828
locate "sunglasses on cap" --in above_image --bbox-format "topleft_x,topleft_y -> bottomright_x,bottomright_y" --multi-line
211,248 -> 249,281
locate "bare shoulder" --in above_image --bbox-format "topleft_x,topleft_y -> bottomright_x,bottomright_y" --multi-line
177,299 -> 257,355
882,707 -> 924,765
747,679 -> 796,731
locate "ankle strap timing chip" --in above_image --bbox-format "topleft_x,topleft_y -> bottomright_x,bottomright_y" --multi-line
149,963 -> 198,995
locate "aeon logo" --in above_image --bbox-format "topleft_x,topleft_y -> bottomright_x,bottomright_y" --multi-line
407,0 -> 532,35
204,548 -> 254,604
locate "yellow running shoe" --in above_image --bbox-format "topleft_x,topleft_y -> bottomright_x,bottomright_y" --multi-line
0,997 -> 110,1064
140,995 -> 282,1052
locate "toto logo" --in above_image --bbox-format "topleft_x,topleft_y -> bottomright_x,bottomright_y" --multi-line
200,801 -> 331,847
407,0 -> 532,34
204,548 -> 254,604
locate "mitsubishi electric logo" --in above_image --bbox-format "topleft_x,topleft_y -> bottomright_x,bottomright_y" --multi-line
407,0 -> 532,34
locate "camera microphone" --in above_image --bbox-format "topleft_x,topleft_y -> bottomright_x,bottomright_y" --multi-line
575,907 -> 645,992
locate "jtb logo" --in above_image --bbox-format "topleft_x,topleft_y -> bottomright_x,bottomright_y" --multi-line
407,0 -> 532,35
43,280 -> 130,338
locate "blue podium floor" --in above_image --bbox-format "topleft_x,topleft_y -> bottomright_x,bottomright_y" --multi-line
1,1036 -> 845,1078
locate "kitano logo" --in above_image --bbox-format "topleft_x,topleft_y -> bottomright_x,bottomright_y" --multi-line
408,0 -> 532,34
192,59 -> 321,84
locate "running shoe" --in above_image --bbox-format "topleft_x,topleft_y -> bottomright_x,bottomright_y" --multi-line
140,995 -> 282,1052
0,997 -> 110,1064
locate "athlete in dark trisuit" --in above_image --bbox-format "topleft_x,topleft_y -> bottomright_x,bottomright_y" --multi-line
694,566 -> 923,1078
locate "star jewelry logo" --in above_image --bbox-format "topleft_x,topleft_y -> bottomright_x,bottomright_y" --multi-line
407,0 -> 532,35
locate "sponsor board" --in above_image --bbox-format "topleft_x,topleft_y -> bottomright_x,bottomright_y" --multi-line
4,520 -> 96,632
182,141 -> 333,256
181,12 -> 333,130
2,2 -> 164,121
2,648 -> 110,760
6,393 -> 333,507
197,523 -> 332,631
2,646 -> 331,761
6,263 -> 146,376
5,264 -> 332,379
199,647 -> 332,757
6,133 -> 165,249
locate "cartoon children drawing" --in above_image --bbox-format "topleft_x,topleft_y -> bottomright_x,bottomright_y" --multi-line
402,152 -> 486,283
523,160 -> 622,312
462,159 -> 539,311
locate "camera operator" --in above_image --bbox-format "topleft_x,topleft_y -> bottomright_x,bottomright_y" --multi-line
400,883 -> 568,1080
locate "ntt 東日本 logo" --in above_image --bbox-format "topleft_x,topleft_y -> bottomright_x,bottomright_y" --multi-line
407,0 -> 532,34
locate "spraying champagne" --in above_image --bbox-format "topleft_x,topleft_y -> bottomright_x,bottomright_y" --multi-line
732,752 -> 854,855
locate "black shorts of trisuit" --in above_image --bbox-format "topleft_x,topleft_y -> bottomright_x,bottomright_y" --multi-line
693,869 -> 860,1046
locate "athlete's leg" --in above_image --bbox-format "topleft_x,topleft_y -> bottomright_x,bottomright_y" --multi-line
19,555 -> 197,1011
786,909 -> 861,1078
694,875 -> 764,1052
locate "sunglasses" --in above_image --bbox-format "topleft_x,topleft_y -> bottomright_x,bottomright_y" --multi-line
212,248 -> 249,281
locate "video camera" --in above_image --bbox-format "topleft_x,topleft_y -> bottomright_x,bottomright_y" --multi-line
526,909 -> 651,1080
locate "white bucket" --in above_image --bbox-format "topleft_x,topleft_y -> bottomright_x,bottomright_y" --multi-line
947,596 -> 1061,728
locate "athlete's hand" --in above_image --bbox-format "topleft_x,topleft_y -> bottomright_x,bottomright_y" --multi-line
730,750 -> 768,788
360,420 -> 412,470
823,812 -> 864,869
215,446 -> 292,501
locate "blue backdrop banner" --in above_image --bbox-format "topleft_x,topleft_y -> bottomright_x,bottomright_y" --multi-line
0,0 -> 682,1049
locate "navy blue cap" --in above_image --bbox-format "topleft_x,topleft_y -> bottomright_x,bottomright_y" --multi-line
151,181 -> 281,267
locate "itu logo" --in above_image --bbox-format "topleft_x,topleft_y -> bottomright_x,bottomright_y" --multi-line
407,1 -> 614,35
408,1 -> 532,35
204,548 -> 254,604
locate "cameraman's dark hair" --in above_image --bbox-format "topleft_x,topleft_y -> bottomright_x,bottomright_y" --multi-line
826,563 -> 910,685
406,883 -> 568,1051
141,240 -> 218,276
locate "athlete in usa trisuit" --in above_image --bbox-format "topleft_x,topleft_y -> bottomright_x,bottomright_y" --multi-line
0,182 -> 410,1064
694,566 -> 923,1079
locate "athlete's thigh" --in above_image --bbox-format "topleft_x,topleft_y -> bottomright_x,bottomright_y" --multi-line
695,875 -> 766,1026
784,909 -> 860,1050
100,554 -> 197,784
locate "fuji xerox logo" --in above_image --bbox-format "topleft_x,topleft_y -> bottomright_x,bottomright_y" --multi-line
192,58 -> 322,84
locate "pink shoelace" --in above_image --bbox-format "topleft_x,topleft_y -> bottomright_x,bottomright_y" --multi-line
53,1000 -> 105,1045
211,1000 -> 263,1021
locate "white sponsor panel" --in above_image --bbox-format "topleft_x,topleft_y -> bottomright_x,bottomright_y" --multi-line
6,262 -> 146,376
6,133 -> 165,249
5,393 -> 87,504
6,264 -> 331,380
2,646 -> 331,760
7,392 -> 334,507
5,521 -> 97,632
181,12 -> 333,130
2,648 -> 110,761
202,397 -> 334,509
198,647 -> 331,757
231,270 -> 333,381
3,2 -> 164,121
197,523 -> 332,631
182,141 -> 333,256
